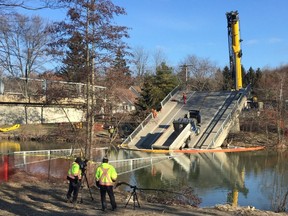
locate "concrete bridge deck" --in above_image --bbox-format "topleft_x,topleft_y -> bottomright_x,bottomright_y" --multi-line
123,87 -> 249,150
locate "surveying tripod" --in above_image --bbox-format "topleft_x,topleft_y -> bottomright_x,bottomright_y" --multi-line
79,169 -> 94,203
125,185 -> 140,209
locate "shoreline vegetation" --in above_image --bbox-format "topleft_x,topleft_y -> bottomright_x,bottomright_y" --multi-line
0,123 -> 284,151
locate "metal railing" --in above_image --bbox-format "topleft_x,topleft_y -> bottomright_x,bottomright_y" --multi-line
109,155 -> 174,175
160,85 -> 180,107
121,113 -> 154,145
207,84 -> 251,148
14,147 -> 108,156
121,85 -> 180,146
194,91 -> 237,149
13,148 -> 175,176
13,147 -> 108,167
1,77 -> 106,99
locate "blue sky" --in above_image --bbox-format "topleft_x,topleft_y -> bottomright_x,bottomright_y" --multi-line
112,0 -> 288,69
27,0 -> 288,70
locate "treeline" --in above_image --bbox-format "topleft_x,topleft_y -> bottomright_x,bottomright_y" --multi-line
239,65 -> 288,148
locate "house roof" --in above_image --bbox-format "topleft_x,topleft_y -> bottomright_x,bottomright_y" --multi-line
114,86 -> 141,105
129,86 -> 141,97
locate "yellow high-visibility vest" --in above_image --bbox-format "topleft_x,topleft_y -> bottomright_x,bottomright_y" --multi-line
68,162 -> 82,180
95,163 -> 117,186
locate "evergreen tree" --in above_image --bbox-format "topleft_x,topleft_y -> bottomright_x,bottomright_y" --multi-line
241,65 -> 246,88
222,66 -> 233,90
244,67 -> 256,87
243,67 -> 262,90
135,62 -> 178,118
57,31 -> 86,82
255,68 -> 262,88
49,0 -> 130,83
154,62 -> 178,106
134,75 -> 155,119
107,47 -> 132,88
112,48 -> 131,76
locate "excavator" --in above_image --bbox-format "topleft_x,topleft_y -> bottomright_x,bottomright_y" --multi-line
226,10 -> 243,91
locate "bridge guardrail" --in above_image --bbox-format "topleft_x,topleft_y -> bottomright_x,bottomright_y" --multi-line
160,85 -> 180,107
207,84 -> 251,148
121,85 -> 180,146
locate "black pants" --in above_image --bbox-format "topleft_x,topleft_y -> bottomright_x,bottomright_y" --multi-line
99,185 -> 117,210
67,180 -> 81,203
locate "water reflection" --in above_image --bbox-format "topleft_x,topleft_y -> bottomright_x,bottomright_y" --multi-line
0,142 -> 287,212
118,149 -> 288,212
0,155 -> 9,181
14,141 -> 73,151
0,141 -> 20,153
0,140 -> 107,182
0,141 -> 20,182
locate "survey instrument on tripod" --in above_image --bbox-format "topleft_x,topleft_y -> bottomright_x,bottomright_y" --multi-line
115,181 -> 181,210
78,159 -> 94,203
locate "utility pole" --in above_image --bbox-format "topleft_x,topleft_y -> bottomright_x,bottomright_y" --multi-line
180,64 -> 193,91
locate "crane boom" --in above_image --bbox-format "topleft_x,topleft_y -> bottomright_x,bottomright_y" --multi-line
226,11 -> 243,90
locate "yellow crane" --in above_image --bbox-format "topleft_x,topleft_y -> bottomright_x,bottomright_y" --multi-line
226,11 -> 243,90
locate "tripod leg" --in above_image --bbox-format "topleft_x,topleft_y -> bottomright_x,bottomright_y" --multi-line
79,172 -> 94,203
134,192 -> 140,208
133,192 -> 136,210
78,181 -> 83,204
84,173 -> 94,201
130,191 -> 140,209
125,192 -> 133,208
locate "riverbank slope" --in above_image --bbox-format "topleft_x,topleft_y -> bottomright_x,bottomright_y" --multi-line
0,171 -> 286,216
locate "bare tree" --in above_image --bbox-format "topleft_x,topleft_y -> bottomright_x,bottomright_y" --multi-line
253,66 -> 288,148
0,14 -> 51,77
184,55 -> 218,91
260,67 -> 288,147
0,13 -> 52,96
211,68 -> 225,91
49,0 -> 130,159
0,0 -> 58,10
152,48 -> 167,71
132,46 -> 149,79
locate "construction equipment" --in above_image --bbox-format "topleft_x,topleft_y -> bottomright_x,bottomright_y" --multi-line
226,11 -> 243,91
188,109 -> 201,125
171,111 -> 201,149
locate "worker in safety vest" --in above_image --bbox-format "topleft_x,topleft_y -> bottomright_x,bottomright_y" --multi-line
182,92 -> 187,104
66,157 -> 82,205
108,126 -> 114,139
95,156 -> 117,211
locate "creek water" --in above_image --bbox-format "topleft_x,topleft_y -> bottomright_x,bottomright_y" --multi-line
0,140 -> 287,212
